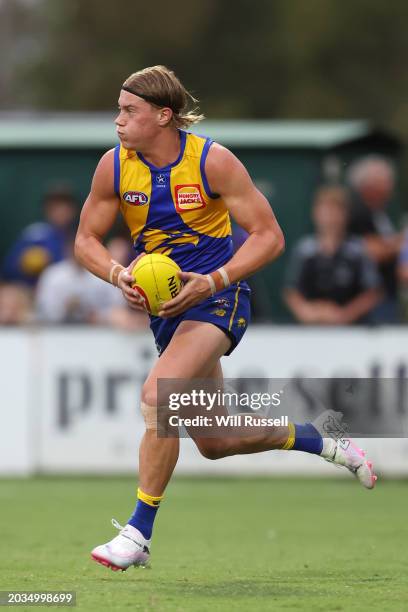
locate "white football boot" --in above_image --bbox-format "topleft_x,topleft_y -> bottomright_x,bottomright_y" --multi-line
313,410 -> 377,489
91,519 -> 151,571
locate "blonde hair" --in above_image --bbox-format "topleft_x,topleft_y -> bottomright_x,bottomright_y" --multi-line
123,65 -> 204,129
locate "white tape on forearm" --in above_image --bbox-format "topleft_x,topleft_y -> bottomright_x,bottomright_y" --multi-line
117,268 -> 127,286
206,274 -> 217,296
218,266 -> 230,288
109,263 -> 124,286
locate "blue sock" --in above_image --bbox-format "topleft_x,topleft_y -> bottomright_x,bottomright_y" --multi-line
128,489 -> 163,540
292,423 -> 323,455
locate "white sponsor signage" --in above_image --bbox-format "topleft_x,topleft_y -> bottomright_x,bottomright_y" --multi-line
1,327 -> 407,475
0,331 -> 32,474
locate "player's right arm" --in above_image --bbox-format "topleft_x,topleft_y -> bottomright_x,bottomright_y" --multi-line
75,150 -> 142,309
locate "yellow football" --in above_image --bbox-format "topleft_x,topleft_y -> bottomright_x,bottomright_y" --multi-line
131,253 -> 182,316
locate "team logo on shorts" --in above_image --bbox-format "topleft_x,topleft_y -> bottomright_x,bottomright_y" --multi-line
213,298 -> 230,308
174,184 -> 205,211
237,317 -> 247,328
123,191 -> 149,206
211,308 -> 227,317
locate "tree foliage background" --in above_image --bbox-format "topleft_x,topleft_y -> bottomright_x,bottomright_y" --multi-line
1,0 -> 408,140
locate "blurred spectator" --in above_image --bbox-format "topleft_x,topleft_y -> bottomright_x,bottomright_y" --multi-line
396,232 -> 408,321
283,186 -> 382,325
0,283 -> 33,325
346,156 -> 403,323
2,186 -> 78,287
35,236 -> 148,330
106,235 -> 134,268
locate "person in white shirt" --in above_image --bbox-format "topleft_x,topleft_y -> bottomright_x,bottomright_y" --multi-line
35,237 -> 147,329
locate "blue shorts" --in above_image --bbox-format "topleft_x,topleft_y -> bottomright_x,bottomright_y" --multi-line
149,282 -> 251,356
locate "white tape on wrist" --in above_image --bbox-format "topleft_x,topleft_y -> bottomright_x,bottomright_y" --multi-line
218,266 -> 230,288
117,268 -> 127,285
109,263 -> 125,286
206,274 -> 217,296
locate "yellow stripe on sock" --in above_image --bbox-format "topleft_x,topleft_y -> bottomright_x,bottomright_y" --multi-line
281,422 -> 296,450
137,488 -> 164,507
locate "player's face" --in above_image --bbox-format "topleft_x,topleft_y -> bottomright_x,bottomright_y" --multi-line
115,91 -> 162,150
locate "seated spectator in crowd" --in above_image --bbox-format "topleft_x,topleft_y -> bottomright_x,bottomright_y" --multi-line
35,236 -> 148,330
0,283 -> 33,325
283,186 -> 382,325
346,155 -> 403,323
396,233 -> 408,321
2,186 -> 78,287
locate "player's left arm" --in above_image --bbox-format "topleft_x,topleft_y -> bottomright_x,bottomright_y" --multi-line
159,144 -> 284,318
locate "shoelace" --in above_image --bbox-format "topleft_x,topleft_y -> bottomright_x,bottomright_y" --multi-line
111,518 -> 125,531
111,518 -> 136,542
111,518 -> 147,549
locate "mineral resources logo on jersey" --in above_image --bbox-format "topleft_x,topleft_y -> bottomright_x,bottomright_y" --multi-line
174,184 -> 205,211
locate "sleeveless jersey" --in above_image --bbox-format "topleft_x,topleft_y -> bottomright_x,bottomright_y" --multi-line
114,129 -> 233,274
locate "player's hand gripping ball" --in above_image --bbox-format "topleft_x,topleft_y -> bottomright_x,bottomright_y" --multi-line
131,254 -> 182,316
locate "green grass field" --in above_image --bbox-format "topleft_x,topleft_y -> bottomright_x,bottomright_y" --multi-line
0,476 -> 407,611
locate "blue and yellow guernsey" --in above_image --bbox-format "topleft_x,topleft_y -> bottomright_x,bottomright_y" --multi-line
114,129 -> 233,274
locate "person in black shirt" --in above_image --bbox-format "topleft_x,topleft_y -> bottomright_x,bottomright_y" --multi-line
346,156 -> 402,323
284,186 -> 382,324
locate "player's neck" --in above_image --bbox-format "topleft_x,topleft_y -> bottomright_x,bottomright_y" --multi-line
140,128 -> 181,168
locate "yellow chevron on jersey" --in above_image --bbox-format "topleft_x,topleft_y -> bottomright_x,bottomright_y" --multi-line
113,130 -> 233,274
136,227 -> 200,256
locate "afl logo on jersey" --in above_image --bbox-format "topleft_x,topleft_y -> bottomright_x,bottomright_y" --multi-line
123,191 -> 149,206
174,184 -> 205,211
